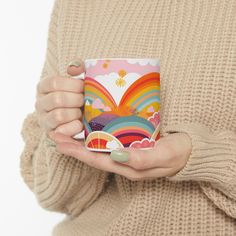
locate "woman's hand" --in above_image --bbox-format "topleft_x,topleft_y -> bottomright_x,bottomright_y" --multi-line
48,131 -> 192,181
35,60 -> 85,136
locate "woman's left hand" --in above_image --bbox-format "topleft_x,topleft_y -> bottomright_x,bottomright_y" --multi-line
48,131 -> 192,181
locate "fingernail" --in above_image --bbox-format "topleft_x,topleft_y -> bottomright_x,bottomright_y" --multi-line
46,136 -> 56,147
110,150 -> 129,163
68,60 -> 81,68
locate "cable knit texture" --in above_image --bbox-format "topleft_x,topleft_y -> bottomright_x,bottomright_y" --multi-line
20,0 -> 236,235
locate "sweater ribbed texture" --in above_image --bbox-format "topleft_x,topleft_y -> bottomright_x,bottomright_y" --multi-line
20,0 -> 236,235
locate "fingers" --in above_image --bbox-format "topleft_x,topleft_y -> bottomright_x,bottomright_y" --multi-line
37,76 -> 84,94
55,142 -> 173,181
37,59 -> 85,95
35,58 -> 86,135
36,91 -> 84,112
55,142 -> 136,175
40,108 -> 82,130
48,131 -> 84,145
54,120 -> 84,136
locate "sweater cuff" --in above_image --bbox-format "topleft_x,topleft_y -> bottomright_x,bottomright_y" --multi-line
162,123 -> 235,186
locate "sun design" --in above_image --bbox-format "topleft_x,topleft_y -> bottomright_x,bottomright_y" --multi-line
102,60 -> 111,69
103,63 -> 108,68
116,69 -> 127,87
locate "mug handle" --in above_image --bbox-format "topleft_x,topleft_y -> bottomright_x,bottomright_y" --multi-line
70,72 -> 86,140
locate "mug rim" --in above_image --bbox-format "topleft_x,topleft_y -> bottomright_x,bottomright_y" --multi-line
85,57 -> 160,62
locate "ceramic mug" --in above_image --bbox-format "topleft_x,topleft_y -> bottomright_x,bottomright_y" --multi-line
74,58 -> 160,152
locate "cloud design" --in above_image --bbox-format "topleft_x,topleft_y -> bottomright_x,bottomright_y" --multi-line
85,59 -> 98,68
148,111 -> 160,128
95,72 -> 118,81
127,59 -> 159,67
130,138 -> 155,148
106,140 -> 120,149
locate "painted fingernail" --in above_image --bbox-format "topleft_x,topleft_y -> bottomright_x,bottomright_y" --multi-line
110,150 -> 129,163
68,60 -> 81,68
46,136 -> 56,147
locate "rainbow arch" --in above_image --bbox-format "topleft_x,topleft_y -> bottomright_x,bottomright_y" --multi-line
84,77 -> 117,108
119,72 -> 160,112
102,116 -> 155,147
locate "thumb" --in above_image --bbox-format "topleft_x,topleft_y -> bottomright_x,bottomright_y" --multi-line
67,59 -> 85,77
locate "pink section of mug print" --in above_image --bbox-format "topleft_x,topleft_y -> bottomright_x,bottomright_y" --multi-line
86,59 -> 160,78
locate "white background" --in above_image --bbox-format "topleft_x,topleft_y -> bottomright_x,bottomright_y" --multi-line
0,1 -> 64,235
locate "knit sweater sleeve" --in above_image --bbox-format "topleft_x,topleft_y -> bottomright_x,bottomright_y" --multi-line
20,0 -> 109,217
162,123 -> 236,219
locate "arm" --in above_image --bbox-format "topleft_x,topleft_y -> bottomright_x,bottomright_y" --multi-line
20,0 -> 109,217
163,123 -> 236,219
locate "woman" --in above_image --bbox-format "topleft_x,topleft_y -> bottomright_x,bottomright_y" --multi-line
20,0 -> 236,235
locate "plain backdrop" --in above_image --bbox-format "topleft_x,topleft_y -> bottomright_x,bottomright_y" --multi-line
0,1 -> 64,235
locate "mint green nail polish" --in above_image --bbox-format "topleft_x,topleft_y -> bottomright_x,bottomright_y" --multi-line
68,60 -> 81,67
46,137 -> 56,147
110,150 -> 129,162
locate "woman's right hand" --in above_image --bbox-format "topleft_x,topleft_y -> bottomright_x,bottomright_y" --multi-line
35,59 -> 85,137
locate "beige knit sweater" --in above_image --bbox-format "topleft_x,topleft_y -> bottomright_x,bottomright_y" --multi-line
20,0 -> 236,235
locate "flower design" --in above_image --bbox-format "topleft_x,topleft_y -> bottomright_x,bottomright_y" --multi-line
102,60 -> 111,69
116,69 -> 127,87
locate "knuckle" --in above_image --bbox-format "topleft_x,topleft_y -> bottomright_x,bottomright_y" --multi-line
38,115 -> 49,131
34,100 -> 39,111
35,98 -> 43,112
78,94 -> 84,106
77,120 -> 84,131
52,109 -> 65,125
78,79 -> 84,86
132,155 -> 144,170
36,82 -> 41,93
51,77 -> 59,91
77,108 -> 82,118
52,93 -> 63,107
77,79 -> 84,91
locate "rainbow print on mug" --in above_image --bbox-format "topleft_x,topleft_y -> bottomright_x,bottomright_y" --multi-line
83,58 -> 160,152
